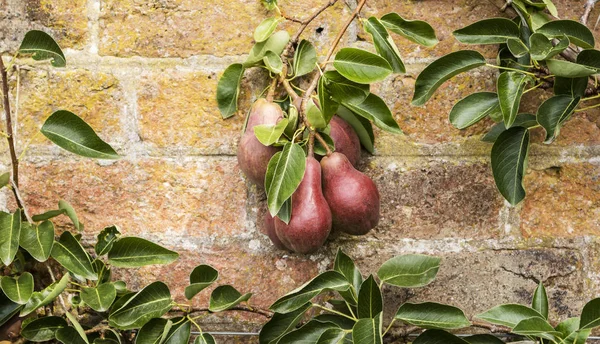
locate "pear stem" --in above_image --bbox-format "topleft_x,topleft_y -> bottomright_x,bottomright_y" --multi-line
314,132 -> 332,155
308,131 -> 315,157
266,77 -> 278,102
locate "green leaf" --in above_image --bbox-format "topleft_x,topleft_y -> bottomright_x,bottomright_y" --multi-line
294,39 -> 317,78
261,0 -> 277,10
194,334 -> 216,344
81,283 -> 117,312
357,275 -> 382,319
32,209 -> 65,222
542,0 -> 558,17
65,312 -> 90,344
395,302 -> 471,329
333,248 -> 363,305
413,330 -> 469,344
136,318 -> 172,344
463,335 -> 504,344
107,237 -> 178,268
531,283 -> 548,319
270,271 -> 350,313
333,48 -> 392,84
319,77 -> 339,123
380,13 -> 438,47
491,127 -> 530,205
1,272 -> 34,304
482,114 -> 538,143
284,105 -> 298,139
263,51 -> 283,74
412,50 -> 486,106
94,259 -> 112,284
259,302 -> 312,344
217,63 -> 244,119
342,93 -> 402,134
41,110 -> 119,159
0,210 -> 21,266
537,20 -> 595,49
21,316 -> 68,342
58,200 -> 81,230
0,289 -> 21,326
0,172 -> 9,189
377,254 -> 441,287
449,92 -> 501,129
56,327 -> 88,344
313,131 -> 335,156
537,95 -> 580,143
512,316 -> 561,341
51,231 -> 96,280
316,328 -> 347,344
507,38 -> 529,58
546,59 -> 597,78
323,70 -> 370,105
254,17 -> 281,43
245,30 -> 290,66
19,220 -> 54,262
580,298 -> 600,329
209,285 -> 252,312
20,273 -> 70,316
529,33 -> 569,61
279,320 -> 339,344
184,264 -> 219,300
109,281 -> 172,330
453,18 -> 520,44
18,30 -> 66,67
266,142 -> 306,216
497,71 -> 530,128
95,225 -> 120,256
476,303 -> 543,328
336,106 -> 374,154
307,99 -> 327,129
162,317 -> 191,344
254,118 -> 289,146
576,49 -> 600,70
556,318 -> 590,344
364,17 -> 405,73
554,77 -> 588,97
352,313 -> 383,344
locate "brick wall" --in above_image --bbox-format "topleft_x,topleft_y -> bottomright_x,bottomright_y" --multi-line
2,0 -> 600,335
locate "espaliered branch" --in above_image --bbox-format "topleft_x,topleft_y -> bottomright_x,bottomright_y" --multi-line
217,0 -> 439,253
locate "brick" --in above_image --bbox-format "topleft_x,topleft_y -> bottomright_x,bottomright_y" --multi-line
521,163 -> 600,238
99,0 -> 350,58
17,158 -> 247,241
25,0 -> 89,50
362,158 -> 504,240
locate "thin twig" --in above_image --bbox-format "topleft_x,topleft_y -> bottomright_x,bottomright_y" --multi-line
315,132 -> 332,155
289,0 -> 338,45
471,320 -> 513,333
173,305 -> 274,319
84,323 -> 110,334
266,77 -> 278,102
11,180 -> 32,224
582,0 -> 599,26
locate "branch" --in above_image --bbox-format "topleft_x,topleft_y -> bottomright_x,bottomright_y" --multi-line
383,325 -> 422,343
288,0 -> 338,46
11,179 -> 33,223
471,320 -> 513,333
172,305 -> 274,319
582,0 -> 599,26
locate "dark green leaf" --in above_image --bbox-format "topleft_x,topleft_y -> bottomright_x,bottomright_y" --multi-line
580,298 -> 600,329
294,40 -> 317,78
278,320 -> 339,344
41,110 -> 119,159
270,271 -> 350,313
532,283 -> 548,320
412,50 -> 486,106
65,312 -> 90,344
380,13 -> 438,47
209,285 -> 252,312
32,209 -> 65,222
336,106 -> 374,154
554,77 -> 588,97
259,302 -> 312,344
319,76 -> 339,122
352,313 -> 382,344
497,71 -> 530,128
0,210 -> 21,266
56,327 -> 88,344
507,38 -> 528,58
313,131 -> 335,156
51,231 -> 96,280
333,248 -> 363,305
333,48 -> 392,84
135,318 -> 172,344
109,281 -> 172,330
93,259 -> 112,284
491,127 -> 530,205
317,328 -> 347,344
20,273 -> 69,316
537,20 -> 595,49
476,303 -> 543,328
342,93 -> 402,134
19,220 -> 54,262
95,225 -> 120,256
254,17 -> 281,43
364,17 -> 405,73
357,275 -> 382,319
194,334 -> 215,344
482,114 -> 538,143
217,63 -> 244,119
0,272 -> 34,304
536,95 -> 580,143
323,71 -> 370,105
163,318 -> 191,344
413,330 -> 469,344
58,200 -> 81,231
245,30 -> 290,66
546,59 -> 597,78
529,33 -> 569,61
266,142 -> 306,216
81,283 -> 117,312
185,264 -> 219,300
512,316 -> 561,341
394,302 -> 471,329
21,316 -> 68,342
449,92 -> 501,129
263,51 -> 283,74
453,18 -> 520,44
107,237 -> 178,268
377,254 -> 441,287
18,30 -> 66,67
463,334 -> 505,344
576,49 -> 600,70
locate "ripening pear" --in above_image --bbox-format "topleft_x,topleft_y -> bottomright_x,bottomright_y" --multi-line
320,152 -> 380,235
264,210 -> 288,250
274,157 -> 332,253
329,115 -> 360,167
237,98 -> 284,186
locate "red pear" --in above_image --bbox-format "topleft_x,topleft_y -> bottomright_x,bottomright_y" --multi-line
237,98 -> 284,186
321,152 -> 380,235
264,210 -> 288,250
274,157 -> 332,253
329,115 -> 360,167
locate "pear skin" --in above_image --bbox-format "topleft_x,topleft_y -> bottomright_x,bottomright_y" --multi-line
264,210 -> 288,250
329,115 -> 361,167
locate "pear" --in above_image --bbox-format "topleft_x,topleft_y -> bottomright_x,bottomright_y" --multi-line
263,210 -> 288,250
237,98 -> 284,186
274,157 -> 332,253
321,152 -> 380,235
329,115 -> 361,167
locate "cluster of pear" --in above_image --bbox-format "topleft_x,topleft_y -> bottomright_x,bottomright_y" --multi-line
237,98 -> 380,254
